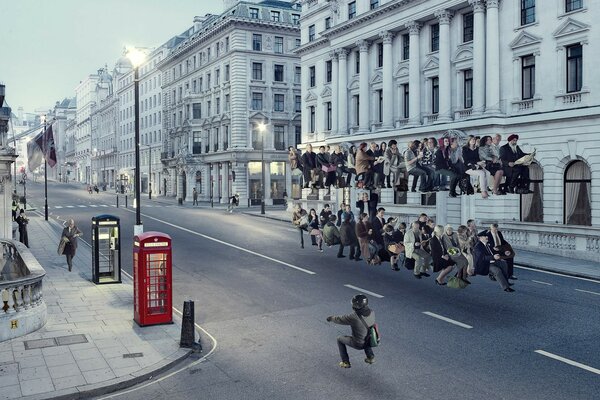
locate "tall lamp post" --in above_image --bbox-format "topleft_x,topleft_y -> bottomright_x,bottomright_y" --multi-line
126,47 -> 146,235
257,122 -> 267,215
144,144 -> 152,199
41,115 -> 48,221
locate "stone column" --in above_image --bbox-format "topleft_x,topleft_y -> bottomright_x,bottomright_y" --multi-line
264,161 -> 272,205
380,31 -> 395,129
406,21 -> 422,126
221,162 -> 229,202
337,49 -> 349,135
330,51 -> 339,135
485,0 -> 501,114
357,40 -> 370,133
470,0 -> 486,115
435,9 -> 453,122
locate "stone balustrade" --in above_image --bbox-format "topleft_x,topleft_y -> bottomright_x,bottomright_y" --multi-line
0,239 -> 47,342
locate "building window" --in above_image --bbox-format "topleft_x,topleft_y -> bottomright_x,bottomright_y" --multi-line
292,14 -> 300,25
274,64 -> 284,81
309,66 -> 316,87
215,69 -> 220,85
206,73 -> 211,88
252,93 -> 263,110
521,0 -> 535,25
192,103 -> 202,119
214,128 -> 220,152
225,64 -> 230,81
353,95 -> 360,126
325,17 -> 331,29
463,12 -> 474,42
402,84 -> 409,118
521,163 -> 543,223
326,102 -> 332,130
274,125 -> 285,150
206,101 -> 211,117
355,51 -> 360,74
431,77 -> 439,114
308,25 -> 315,42
253,34 -> 262,51
216,97 -> 221,114
464,69 -> 473,108
274,94 -> 285,112
271,11 -> 280,22
192,132 -> 202,154
521,55 -> 535,100
348,2 -> 356,19
252,62 -> 263,80
274,36 -> 284,54
566,44 -> 582,93
431,23 -> 439,52
251,129 -> 262,150
295,95 -> 301,112
377,90 -> 383,122
564,160 -> 591,226
402,34 -> 410,60
225,94 -> 230,112
566,0 -> 583,12
309,106 -> 315,132
295,38 -> 301,48
377,43 -> 383,68
325,60 -> 332,83
295,125 -> 301,146
249,7 -> 259,19
295,66 -> 301,84
370,0 -> 379,9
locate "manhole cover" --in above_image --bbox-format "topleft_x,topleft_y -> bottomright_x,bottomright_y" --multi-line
55,334 -> 88,346
123,353 -> 144,359
23,338 -> 57,350
24,334 -> 88,350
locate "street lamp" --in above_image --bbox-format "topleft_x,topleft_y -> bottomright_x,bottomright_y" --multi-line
144,144 -> 152,199
41,115 -> 48,221
257,122 -> 267,215
126,47 -> 146,235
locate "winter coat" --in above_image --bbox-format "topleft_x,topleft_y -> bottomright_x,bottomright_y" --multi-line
340,222 -> 358,246
323,222 -> 341,246
330,307 -> 376,346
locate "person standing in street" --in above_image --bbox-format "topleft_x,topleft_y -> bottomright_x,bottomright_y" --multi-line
16,209 -> 29,247
192,188 -> 198,206
60,219 -> 82,272
327,294 -> 376,368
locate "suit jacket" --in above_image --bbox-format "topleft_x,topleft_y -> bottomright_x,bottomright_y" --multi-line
430,236 -> 455,272
355,221 -> 373,241
301,151 -> 317,169
472,241 -> 496,276
370,216 -> 386,245
486,230 -> 508,249
61,226 -> 82,255
499,143 -> 527,165
355,149 -> 375,175
340,222 -> 358,246
403,230 -> 420,258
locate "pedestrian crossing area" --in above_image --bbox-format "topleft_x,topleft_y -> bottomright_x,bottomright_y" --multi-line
52,204 -> 174,209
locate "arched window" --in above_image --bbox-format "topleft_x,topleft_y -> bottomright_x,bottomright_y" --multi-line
520,163 -> 543,222
195,171 -> 202,194
564,160 -> 591,226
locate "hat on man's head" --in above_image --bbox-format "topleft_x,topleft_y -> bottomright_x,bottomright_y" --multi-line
477,231 -> 489,237
507,134 -> 519,142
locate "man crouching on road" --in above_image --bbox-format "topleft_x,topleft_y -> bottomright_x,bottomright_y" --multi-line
327,294 -> 375,368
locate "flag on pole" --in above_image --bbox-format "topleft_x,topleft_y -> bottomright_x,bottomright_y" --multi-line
40,124 -> 57,167
27,129 -> 44,172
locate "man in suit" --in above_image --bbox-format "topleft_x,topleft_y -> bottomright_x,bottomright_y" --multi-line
499,134 -> 532,193
370,207 -> 386,248
473,231 -> 514,292
404,221 -> 432,279
301,144 -> 318,189
486,223 -> 517,280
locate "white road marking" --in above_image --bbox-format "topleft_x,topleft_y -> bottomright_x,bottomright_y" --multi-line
535,350 -> 600,376
89,205 -> 98,208
574,289 -> 600,296
66,205 -> 74,208
119,208 -> 316,275
100,204 -> 109,207
54,206 -> 63,209
515,265 -> 600,284
343,284 -> 384,298
78,205 -> 86,208
532,280 -> 553,286
422,311 -> 473,329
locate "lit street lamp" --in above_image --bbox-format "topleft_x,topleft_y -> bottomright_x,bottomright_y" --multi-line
257,122 -> 267,215
126,47 -> 146,235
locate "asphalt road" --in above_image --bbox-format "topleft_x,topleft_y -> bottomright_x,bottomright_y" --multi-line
25,181 -> 600,400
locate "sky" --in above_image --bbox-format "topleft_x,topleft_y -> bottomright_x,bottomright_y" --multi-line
0,0 -> 224,114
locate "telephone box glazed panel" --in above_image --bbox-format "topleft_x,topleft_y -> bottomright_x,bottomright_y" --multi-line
133,232 -> 173,326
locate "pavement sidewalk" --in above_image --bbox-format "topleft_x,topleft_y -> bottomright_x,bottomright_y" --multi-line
0,215 -> 191,399
242,209 -> 600,281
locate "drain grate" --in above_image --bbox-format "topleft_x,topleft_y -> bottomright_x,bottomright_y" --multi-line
123,352 -> 144,359
24,334 -> 88,350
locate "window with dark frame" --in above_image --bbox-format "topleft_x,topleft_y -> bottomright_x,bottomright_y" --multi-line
377,89 -> 383,122
295,125 -> 301,146
370,0 -> 379,10
566,44 -> 582,93
403,84 -> 409,118
348,2 -> 356,19
402,34 -> 410,60
274,64 -> 284,82
431,23 -> 439,52
274,94 -> 285,112
271,11 -> 280,22
309,106 -> 315,132
249,8 -> 259,19
274,36 -> 284,54
326,60 -> 332,83
308,25 -> 315,41
355,51 -> 360,73
252,62 -> 263,80
431,77 -> 439,114
252,92 -> 263,110
566,0 -> 583,12
521,55 -> 535,100
377,43 -> 383,68
193,131 -> 202,154
564,160 -> 592,226
309,66 -> 316,87
295,95 -> 301,112
326,102 -> 332,130
252,34 -> 262,51
325,17 -> 331,29
274,126 -> 285,150
463,12 -> 473,42
292,14 -> 300,25
464,69 -> 473,108
520,163 -> 543,223
295,66 -> 301,84
521,0 -> 535,26
354,95 -> 360,126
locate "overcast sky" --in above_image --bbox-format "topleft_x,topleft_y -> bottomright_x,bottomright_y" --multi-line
0,0 -> 224,113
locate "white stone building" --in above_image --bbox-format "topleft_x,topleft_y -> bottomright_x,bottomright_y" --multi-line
296,0 -> 599,261
74,74 -> 100,183
52,98 -> 77,183
158,0 -> 302,206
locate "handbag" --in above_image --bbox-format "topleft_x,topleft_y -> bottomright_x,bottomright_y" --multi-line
387,243 -> 405,255
447,275 -> 468,289
357,313 -> 380,348
57,237 -> 69,255
496,243 -> 515,259
298,215 -> 309,228
321,164 -> 337,173
395,176 -> 409,192
310,228 -> 321,236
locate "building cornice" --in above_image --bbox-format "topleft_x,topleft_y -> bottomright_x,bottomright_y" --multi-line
294,37 -> 329,56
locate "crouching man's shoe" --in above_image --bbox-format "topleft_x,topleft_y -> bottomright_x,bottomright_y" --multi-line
338,361 -> 351,368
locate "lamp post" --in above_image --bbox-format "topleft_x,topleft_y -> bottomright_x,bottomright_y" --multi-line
41,115 -> 48,221
257,122 -> 266,215
126,47 -> 146,235
145,144 -> 152,199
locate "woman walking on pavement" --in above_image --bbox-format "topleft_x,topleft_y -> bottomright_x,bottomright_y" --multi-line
16,209 -> 29,247
60,219 -> 82,272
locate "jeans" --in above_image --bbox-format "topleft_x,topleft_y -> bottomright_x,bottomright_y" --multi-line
436,169 -> 459,193
337,336 -> 374,362
408,167 -> 428,191
422,165 -> 436,189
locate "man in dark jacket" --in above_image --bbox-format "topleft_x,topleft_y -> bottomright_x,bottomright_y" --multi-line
340,215 -> 361,261
61,219 -> 83,272
301,144 -> 318,188
486,223 -> 516,280
327,294 -> 376,368
370,207 -> 386,248
319,204 -> 332,228
499,134 -> 531,193
472,232 -> 513,292
323,216 -> 344,257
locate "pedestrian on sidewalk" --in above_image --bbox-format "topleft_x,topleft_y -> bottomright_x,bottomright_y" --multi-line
192,188 -> 198,206
16,209 -> 29,247
11,197 -> 19,221
60,219 -> 82,272
326,294 -> 376,368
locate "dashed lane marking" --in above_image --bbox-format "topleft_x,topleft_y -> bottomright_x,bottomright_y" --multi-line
422,311 -> 473,329
89,205 -> 98,208
535,350 -> 600,376
574,288 -> 600,296
77,205 -> 86,208
515,265 -> 600,284
343,284 -> 384,298
66,206 -> 74,208
532,280 -> 553,286
55,206 -> 63,209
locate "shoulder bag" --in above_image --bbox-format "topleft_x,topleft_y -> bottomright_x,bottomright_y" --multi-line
357,313 -> 380,348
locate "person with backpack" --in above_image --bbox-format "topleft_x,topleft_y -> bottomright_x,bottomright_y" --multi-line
327,294 -> 377,368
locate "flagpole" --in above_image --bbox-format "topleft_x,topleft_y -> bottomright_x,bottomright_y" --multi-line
44,118 -> 48,221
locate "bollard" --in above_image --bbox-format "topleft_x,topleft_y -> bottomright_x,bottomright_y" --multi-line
180,300 -> 202,352
116,196 -> 119,208
125,195 -> 128,208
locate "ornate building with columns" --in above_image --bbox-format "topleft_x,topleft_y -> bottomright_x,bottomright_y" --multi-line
158,1 -> 301,206
296,0 -> 599,261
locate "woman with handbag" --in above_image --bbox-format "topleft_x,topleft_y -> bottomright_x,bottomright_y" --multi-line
308,208 -> 323,252
431,225 -> 457,285
383,224 -> 404,271
442,225 -> 470,284
292,204 -> 309,249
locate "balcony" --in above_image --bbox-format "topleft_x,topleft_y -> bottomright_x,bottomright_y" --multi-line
555,90 -> 589,108
454,109 -> 473,120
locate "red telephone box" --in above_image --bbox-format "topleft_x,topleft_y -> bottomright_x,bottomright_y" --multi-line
133,232 -> 173,326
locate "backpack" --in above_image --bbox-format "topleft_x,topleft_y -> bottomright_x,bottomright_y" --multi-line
458,177 -> 474,195
357,313 -> 381,348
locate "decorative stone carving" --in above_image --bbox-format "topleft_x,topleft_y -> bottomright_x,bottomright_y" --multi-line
379,31 -> 394,44
434,9 -> 454,25
405,21 -> 421,35
356,40 -> 370,52
486,0 -> 501,8
468,0 -> 486,13
337,48 -> 348,59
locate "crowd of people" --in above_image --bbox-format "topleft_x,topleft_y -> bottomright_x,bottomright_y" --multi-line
292,203 -> 517,292
288,133 -> 534,199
